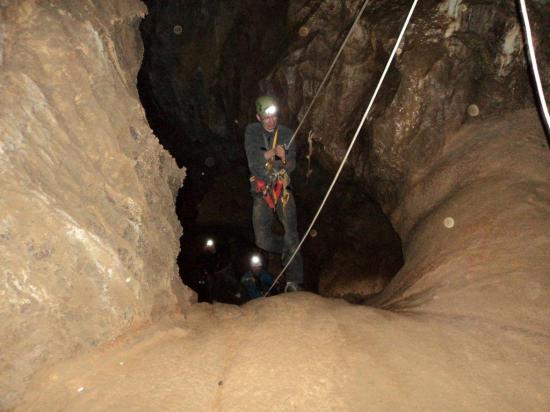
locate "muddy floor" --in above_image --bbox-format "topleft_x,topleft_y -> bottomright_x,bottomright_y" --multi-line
16,293 -> 550,411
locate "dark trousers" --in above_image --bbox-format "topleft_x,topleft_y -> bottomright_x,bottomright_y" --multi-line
252,193 -> 304,283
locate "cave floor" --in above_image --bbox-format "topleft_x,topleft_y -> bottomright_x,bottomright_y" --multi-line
17,294 -> 550,411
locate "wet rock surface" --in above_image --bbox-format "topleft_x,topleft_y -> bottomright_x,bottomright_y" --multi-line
0,0 -> 194,408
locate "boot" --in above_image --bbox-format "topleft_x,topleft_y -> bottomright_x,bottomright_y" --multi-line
284,281 -> 304,293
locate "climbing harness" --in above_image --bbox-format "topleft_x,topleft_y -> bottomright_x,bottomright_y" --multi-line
251,176 -> 275,209
251,128 -> 291,210
267,128 -> 291,209
286,0 -> 371,149
517,0 -> 550,143
264,0 -> 420,296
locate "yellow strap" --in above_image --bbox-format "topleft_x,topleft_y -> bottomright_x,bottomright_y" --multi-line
265,128 -> 279,172
271,128 -> 279,150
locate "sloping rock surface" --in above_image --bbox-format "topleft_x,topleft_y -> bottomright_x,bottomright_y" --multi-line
17,287 -> 550,411
0,1 -> 194,408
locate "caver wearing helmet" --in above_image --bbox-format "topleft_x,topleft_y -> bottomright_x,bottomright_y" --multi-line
198,236 -> 245,304
244,96 -> 304,292
255,95 -> 279,133
240,254 -> 277,299
256,95 -> 278,115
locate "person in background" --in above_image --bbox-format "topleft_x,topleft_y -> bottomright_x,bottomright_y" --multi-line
199,237 -> 244,303
241,255 -> 278,299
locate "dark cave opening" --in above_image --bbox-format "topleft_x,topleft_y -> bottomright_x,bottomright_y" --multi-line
136,0 -> 404,304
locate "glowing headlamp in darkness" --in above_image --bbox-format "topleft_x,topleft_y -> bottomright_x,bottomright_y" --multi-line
205,239 -> 214,247
264,105 -> 277,116
251,255 -> 262,266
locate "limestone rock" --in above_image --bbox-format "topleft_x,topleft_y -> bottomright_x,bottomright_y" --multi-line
0,1 -> 194,408
16,285 -> 550,410
260,0 -> 550,297
368,109 -> 550,329
266,0 -> 549,214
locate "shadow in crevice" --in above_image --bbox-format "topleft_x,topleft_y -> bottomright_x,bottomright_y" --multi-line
136,0 -> 404,304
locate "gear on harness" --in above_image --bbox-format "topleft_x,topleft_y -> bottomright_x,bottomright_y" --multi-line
251,127 -> 291,210
273,169 -> 290,208
250,170 -> 289,210
251,176 -> 275,209
264,128 -> 287,170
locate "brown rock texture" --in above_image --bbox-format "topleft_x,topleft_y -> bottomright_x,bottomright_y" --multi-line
268,0 -> 549,208
15,109 -> 550,412
2,0 -> 550,410
16,269 -> 550,411
264,0 -> 549,295
0,0 -> 194,408
369,108 -> 550,325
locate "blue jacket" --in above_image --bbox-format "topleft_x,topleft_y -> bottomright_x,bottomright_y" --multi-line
241,270 -> 274,299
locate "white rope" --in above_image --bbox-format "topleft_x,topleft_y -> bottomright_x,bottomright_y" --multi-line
517,0 -> 550,139
265,0 -> 420,297
286,0 -> 371,148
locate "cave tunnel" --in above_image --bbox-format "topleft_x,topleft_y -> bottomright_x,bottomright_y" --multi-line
1,0 -> 549,410
137,0 -> 404,304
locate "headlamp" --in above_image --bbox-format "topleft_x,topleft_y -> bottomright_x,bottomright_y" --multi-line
264,105 -> 277,116
205,239 -> 214,247
251,255 -> 262,266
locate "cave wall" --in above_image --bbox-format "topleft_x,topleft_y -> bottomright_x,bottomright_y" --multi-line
261,0 -> 549,298
0,0 -> 194,407
370,107 -> 549,335
0,0 -> 548,409
139,0 -> 290,159
267,0 -> 548,212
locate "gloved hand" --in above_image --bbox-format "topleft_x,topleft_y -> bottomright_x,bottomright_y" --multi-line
263,149 -> 276,160
275,145 -> 286,162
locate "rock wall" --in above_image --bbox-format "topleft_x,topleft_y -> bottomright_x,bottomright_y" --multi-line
267,0 -> 548,210
263,0 -> 549,296
0,1 -> 194,408
139,0 -> 290,157
368,108 -> 549,338
256,0 -> 550,353
1,0 -> 548,408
